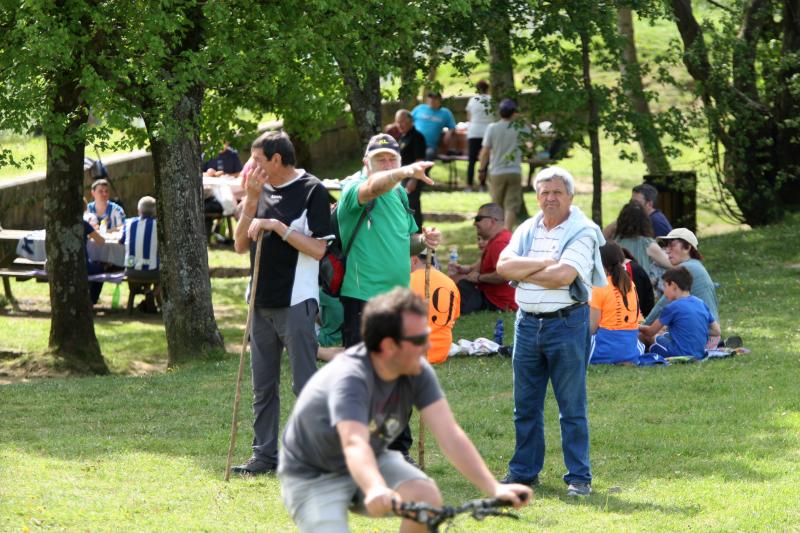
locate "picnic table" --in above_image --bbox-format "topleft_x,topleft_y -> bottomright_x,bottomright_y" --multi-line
0,228 -> 132,311
14,229 -> 125,267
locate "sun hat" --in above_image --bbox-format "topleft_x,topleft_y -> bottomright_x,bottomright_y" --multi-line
657,227 -> 699,248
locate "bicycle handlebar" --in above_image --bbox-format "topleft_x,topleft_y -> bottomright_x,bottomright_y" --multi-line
392,493 -> 529,532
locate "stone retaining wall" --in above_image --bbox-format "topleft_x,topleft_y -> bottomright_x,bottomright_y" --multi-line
0,92 -> 539,229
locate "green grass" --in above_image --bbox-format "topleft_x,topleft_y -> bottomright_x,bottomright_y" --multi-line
1,194 -> 799,530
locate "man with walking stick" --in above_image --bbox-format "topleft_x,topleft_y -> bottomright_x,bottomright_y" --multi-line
228,131 -> 332,476
337,133 -> 442,465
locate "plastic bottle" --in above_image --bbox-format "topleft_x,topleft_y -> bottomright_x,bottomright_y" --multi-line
449,245 -> 459,265
111,284 -> 121,309
99,218 -> 107,235
493,318 -> 504,346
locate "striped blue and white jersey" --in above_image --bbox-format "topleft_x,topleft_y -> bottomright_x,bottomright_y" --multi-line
87,200 -> 126,230
121,216 -> 159,271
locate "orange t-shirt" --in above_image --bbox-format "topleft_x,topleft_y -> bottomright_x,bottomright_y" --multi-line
410,268 -> 461,364
590,275 -> 641,330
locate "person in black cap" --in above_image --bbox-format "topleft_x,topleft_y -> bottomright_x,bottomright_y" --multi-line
336,133 -> 442,349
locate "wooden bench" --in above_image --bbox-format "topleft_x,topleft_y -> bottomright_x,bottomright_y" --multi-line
0,259 -> 49,310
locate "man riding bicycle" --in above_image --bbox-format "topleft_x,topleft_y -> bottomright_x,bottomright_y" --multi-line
278,288 -> 531,532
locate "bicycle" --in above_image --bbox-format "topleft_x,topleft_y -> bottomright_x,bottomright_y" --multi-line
392,494 -> 529,533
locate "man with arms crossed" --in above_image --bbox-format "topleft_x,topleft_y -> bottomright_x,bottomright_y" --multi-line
230,131 -> 331,475
497,166 -> 605,497
278,288 -> 531,532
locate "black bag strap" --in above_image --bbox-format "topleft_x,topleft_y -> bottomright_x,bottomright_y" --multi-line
341,200 -> 374,260
336,185 -> 409,259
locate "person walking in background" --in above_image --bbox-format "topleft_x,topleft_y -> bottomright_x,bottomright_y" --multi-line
496,166 -> 605,497
479,99 -> 529,230
465,80 -> 494,191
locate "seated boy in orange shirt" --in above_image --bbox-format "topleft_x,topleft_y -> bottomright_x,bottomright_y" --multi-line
410,251 -> 461,363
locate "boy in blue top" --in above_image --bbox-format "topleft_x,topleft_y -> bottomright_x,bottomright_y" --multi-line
639,267 -> 720,359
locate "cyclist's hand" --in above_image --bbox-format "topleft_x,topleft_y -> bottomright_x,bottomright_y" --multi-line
364,485 -> 397,517
493,483 -> 533,509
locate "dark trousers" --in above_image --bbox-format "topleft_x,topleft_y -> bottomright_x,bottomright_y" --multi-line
457,279 -> 500,315
87,259 -> 105,304
341,295 -> 367,348
342,294 -> 414,455
466,137 -> 483,187
402,178 -> 424,229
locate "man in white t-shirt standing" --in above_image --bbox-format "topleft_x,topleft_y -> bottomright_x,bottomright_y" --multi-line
465,80 -> 494,191
478,99 -> 529,229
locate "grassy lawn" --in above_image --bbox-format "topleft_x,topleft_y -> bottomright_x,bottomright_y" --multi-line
4,4 -> 797,528
1,181 -> 799,530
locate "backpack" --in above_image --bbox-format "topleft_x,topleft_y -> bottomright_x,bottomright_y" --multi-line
319,201 -> 373,297
319,187 -> 412,297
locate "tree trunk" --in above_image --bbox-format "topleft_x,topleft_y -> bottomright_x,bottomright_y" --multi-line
669,0 -> 789,225
617,8 -> 671,174
45,72 -> 108,374
487,1 -> 516,101
397,47 -> 421,109
581,31 -> 603,225
336,52 -> 383,147
776,0 -> 800,205
145,84 -> 225,366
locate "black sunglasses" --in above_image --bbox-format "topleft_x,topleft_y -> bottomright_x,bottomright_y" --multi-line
473,215 -> 496,223
399,332 -> 430,346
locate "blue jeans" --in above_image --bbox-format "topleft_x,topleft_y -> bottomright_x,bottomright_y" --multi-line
508,305 -> 592,485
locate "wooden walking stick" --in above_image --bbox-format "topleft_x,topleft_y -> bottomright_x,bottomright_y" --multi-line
224,230 -> 264,481
418,245 -> 432,470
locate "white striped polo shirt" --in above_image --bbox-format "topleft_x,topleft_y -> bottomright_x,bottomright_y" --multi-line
510,218 -> 595,313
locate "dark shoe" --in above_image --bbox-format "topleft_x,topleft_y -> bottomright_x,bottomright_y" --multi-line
566,482 -> 592,496
230,457 -> 276,476
402,453 -> 419,467
500,474 -> 539,487
724,335 -> 743,349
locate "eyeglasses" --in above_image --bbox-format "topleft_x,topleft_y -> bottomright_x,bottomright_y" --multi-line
399,331 -> 430,346
473,215 -> 496,223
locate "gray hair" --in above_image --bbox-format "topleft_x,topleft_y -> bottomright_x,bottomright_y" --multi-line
395,109 -> 412,121
478,202 -> 505,221
533,166 -> 575,196
138,196 -> 157,217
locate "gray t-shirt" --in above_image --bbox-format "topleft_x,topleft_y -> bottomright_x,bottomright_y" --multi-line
482,119 -> 530,176
279,344 -> 443,478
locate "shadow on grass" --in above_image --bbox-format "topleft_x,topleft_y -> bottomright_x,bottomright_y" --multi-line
532,485 -> 701,517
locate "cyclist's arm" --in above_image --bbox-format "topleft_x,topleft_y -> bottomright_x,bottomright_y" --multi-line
336,420 -> 396,516
421,398 -> 530,506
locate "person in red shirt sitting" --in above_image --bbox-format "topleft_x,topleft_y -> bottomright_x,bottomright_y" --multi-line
449,203 -> 518,314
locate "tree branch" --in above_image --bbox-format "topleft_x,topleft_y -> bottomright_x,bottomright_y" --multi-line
706,0 -> 737,15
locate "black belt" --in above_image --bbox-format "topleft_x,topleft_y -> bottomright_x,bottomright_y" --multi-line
524,302 -> 586,319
